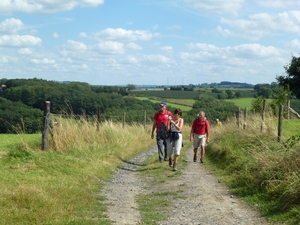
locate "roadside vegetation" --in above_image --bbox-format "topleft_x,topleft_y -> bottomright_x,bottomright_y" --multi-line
1,55 -> 300,224
207,114 -> 300,224
0,116 -> 153,225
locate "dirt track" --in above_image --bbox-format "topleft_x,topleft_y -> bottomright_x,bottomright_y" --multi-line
102,146 -> 270,225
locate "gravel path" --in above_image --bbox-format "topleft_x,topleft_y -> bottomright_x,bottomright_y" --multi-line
102,146 -> 270,225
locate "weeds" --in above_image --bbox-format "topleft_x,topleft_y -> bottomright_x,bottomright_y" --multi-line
207,114 -> 300,224
0,116 -> 154,225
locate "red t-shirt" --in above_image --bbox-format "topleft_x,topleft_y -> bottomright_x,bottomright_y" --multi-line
153,110 -> 172,133
191,118 -> 210,135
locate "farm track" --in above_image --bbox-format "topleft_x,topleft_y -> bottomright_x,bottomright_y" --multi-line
102,146 -> 273,225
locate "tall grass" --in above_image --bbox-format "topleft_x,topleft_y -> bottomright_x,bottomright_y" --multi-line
0,116 -> 154,225
207,113 -> 300,224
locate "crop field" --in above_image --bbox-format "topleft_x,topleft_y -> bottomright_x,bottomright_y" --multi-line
135,97 -> 192,112
132,90 -> 203,99
224,98 -> 254,109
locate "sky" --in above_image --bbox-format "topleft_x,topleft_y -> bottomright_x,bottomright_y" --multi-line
0,0 -> 300,86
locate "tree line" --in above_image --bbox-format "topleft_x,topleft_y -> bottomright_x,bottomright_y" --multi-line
1,54 -> 300,133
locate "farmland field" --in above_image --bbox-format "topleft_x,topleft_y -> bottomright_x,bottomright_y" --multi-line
225,98 -> 254,109
135,97 -> 192,112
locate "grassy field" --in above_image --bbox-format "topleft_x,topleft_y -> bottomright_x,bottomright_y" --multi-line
224,98 -> 254,109
1,110 -> 300,224
0,117 -> 154,225
135,96 -> 192,112
136,95 -> 257,111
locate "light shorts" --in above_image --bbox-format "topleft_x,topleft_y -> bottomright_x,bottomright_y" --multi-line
166,133 -> 182,156
193,134 -> 206,148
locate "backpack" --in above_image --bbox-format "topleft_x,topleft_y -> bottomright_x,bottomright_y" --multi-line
158,123 -> 170,140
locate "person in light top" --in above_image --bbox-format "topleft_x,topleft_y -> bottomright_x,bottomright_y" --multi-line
166,108 -> 184,171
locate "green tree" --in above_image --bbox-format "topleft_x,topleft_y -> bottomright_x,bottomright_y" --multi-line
251,96 -> 264,113
276,55 -> 300,99
225,90 -> 235,99
126,84 -> 136,91
187,94 -> 236,124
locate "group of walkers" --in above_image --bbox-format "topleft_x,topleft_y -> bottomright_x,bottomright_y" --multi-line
151,101 -> 210,171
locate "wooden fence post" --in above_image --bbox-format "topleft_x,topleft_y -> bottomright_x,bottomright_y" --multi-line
97,106 -> 100,131
260,98 -> 266,132
42,101 -> 50,151
278,104 -> 283,142
123,112 -> 125,128
144,111 -> 146,129
236,107 -> 240,127
287,100 -> 290,119
243,107 -> 247,130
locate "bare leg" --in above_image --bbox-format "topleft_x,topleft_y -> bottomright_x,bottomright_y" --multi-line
200,145 -> 205,163
193,148 -> 198,162
173,155 -> 179,164
173,155 -> 179,171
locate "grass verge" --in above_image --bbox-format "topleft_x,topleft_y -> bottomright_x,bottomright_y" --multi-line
206,114 -> 300,225
0,116 -> 154,225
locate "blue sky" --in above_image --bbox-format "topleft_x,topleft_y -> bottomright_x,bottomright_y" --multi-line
1,0 -> 300,86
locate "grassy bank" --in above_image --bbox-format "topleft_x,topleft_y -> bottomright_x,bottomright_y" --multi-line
0,117 -> 154,225
2,113 -> 299,224
207,114 -> 300,224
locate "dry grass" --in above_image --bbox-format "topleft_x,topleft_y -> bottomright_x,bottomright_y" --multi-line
0,116 -> 155,225
207,113 -> 300,224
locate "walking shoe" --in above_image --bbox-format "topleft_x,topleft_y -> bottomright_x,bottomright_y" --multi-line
200,158 -> 204,163
193,154 -> 197,162
173,163 -> 177,171
159,158 -> 163,163
169,158 -> 173,167
164,156 -> 168,161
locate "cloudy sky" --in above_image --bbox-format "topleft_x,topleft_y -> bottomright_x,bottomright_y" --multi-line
0,0 -> 300,86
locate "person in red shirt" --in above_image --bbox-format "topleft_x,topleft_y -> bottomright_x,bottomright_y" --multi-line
151,102 -> 173,162
190,111 -> 210,163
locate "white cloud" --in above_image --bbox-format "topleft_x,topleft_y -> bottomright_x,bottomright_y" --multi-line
286,39 -> 300,49
79,32 -> 88,38
184,0 -> 243,14
160,46 -> 173,51
167,25 -> 182,30
92,41 -> 124,54
59,40 -> 88,57
122,56 -> 139,64
126,43 -> 142,50
92,28 -> 158,42
18,48 -> 33,55
255,0 -> 300,8
0,0 -> 105,14
219,11 -> 300,40
0,35 -> 41,47
232,43 -> 281,58
0,55 -> 17,63
182,43 -> 282,65
63,40 -> 87,51
81,64 -> 88,69
52,32 -> 59,38
143,54 -> 173,64
31,58 -> 56,64
0,18 -> 24,34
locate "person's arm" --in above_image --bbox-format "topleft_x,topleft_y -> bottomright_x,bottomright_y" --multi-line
206,121 -> 210,143
151,120 -> 156,139
190,121 -> 194,141
167,117 -> 171,131
176,118 -> 183,131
